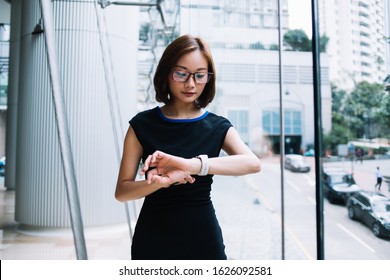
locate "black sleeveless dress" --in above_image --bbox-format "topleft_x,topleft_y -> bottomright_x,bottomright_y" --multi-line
129,106 -> 232,260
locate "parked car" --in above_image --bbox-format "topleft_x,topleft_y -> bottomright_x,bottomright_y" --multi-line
304,149 -> 315,157
0,156 -> 5,176
284,154 -> 310,173
322,169 -> 361,204
347,191 -> 390,238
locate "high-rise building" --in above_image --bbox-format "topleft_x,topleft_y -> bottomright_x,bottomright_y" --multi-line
319,0 -> 388,90
385,0 -> 390,75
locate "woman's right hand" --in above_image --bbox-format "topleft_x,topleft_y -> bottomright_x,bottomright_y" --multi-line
146,167 -> 195,186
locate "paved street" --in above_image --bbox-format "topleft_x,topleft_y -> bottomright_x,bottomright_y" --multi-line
212,156 -> 390,260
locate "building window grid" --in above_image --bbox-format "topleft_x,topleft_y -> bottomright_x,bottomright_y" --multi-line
262,110 -> 302,135
218,63 -> 329,85
227,109 -> 250,143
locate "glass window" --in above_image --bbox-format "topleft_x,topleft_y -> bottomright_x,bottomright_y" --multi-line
262,110 -> 302,136
228,109 -> 249,144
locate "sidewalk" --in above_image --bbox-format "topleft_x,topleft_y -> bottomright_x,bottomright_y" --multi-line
212,175 -> 306,260
0,168 -> 306,260
1,157 -> 387,260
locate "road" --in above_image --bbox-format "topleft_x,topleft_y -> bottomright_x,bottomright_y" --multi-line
211,157 -> 390,260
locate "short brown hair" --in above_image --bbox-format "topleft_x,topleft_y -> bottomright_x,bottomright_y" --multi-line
153,35 -> 216,108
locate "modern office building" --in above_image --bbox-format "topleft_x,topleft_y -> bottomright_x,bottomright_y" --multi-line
385,0 -> 390,74
319,0 -> 388,90
178,0 -> 331,154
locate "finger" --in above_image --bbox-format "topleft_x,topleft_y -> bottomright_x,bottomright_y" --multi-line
153,150 -> 167,163
187,176 -> 196,184
151,151 -> 162,164
145,168 -> 158,183
140,155 -> 152,175
185,176 -> 195,184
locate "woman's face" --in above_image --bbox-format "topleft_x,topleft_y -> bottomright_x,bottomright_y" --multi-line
168,50 -> 208,105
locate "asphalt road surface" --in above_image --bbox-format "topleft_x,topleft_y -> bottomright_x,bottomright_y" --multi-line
211,157 -> 390,260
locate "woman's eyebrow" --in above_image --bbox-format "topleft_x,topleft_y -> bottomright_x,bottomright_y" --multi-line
173,65 -> 208,71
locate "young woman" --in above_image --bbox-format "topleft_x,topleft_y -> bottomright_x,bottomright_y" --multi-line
115,35 -> 261,260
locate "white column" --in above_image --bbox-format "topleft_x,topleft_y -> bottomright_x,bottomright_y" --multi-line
14,0 -> 138,228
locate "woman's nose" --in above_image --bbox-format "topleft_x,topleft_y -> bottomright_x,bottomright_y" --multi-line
185,74 -> 196,86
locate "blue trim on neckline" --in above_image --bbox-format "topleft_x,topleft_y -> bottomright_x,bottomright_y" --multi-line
156,106 -> 209,123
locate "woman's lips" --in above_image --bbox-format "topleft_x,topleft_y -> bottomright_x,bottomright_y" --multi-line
182,92 -> 196,97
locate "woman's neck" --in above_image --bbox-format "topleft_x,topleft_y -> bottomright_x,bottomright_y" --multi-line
161,103 -> 203,119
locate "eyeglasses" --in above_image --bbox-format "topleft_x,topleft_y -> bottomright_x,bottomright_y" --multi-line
171,70 -> 213,84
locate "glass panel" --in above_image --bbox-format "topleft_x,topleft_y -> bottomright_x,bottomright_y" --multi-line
320,0 -> 390,260
284,111 -> 291,134
0,0 -> 389,263
292,111 -> 302,134
0,24 -> 10,107
272,111 -> 280,134
228,109 -> 249,144
263,111 -> 271,134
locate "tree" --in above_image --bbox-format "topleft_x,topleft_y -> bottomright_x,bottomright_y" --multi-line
330,84 -> 346,112
343,81 -> 388,139
139,23 -> 150,42
323,85 -> 351,153
324,82 -> 390,154
269,44 -> 279,51
319,34 -> 329,53
381,91 -> 390,137
249,42 -> 265,50
323,123 -> 352,154
283,29 -> 311,51
283,29 -> 329,52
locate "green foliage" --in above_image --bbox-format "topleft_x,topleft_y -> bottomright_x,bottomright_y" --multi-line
139,23 -> 150,42
249,42 -> 265,50
324,82 -> 390,152
283,29 -> 311,51
330,84 -> 347,112
323,123 -> 352,153
343,81 -> 388,138
319,34 -> 329,53
323,85 -> 351,153
283,29 -> 329,53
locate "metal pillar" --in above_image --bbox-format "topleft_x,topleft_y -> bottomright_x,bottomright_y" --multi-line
311,0 -> 325,260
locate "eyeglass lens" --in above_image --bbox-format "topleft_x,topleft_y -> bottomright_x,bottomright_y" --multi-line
172,70 -> 211,83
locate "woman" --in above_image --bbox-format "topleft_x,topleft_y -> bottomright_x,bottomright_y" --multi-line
115,35 -> 261,260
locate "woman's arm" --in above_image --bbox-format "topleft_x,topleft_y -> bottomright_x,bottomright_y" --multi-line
115,127 -> 194,202
209,127 -> 261,175
142,127 -> 261,177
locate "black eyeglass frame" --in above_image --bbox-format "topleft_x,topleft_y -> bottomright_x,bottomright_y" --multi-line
171,69 -> 213,84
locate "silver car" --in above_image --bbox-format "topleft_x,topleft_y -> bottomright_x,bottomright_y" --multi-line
284,154 -> 310,173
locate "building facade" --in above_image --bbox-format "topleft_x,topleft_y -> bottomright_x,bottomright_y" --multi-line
177,0 -> 331,155
319,0 -> 388,90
